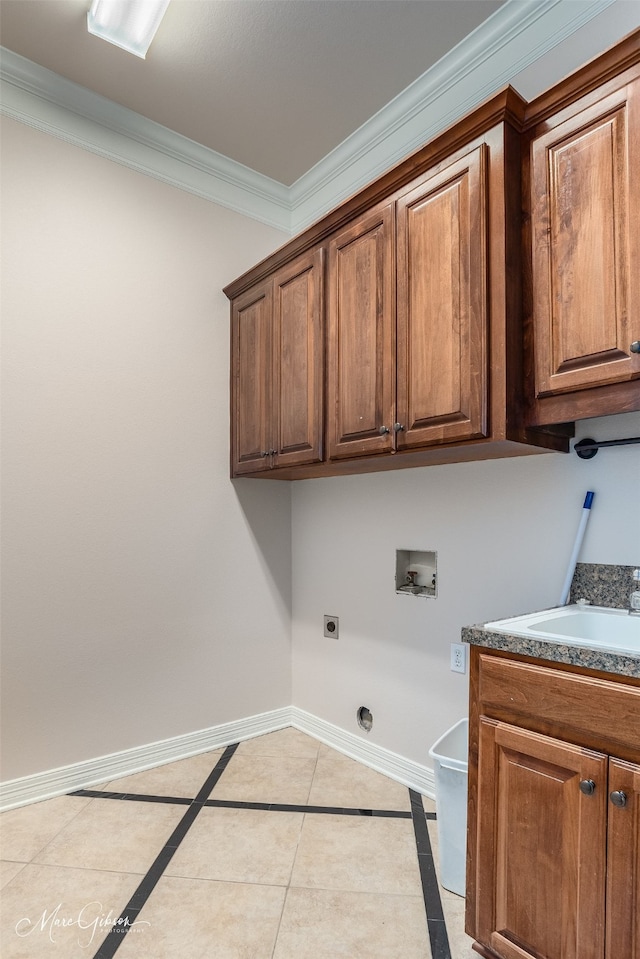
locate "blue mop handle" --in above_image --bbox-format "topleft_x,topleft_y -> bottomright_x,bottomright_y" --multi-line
559,492 -> 595,606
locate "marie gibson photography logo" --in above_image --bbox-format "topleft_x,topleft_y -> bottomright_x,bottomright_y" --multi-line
15,901 -> 150,948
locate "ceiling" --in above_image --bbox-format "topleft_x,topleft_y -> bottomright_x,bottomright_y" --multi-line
0,0 -> 505,185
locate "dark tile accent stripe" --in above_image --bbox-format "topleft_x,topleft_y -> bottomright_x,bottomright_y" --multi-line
409,788 -> 452,959
91,743 -> 238,959
74,744 -> 452,957
72,789 -> 192,805
428,917 -> 455,959
204,799 -> 412,817
70,787 -> 411,818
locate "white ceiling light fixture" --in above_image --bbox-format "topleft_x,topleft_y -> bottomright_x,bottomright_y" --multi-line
87,0 -> 171,59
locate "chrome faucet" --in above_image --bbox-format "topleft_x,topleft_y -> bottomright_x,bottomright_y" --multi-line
629,568 -> 640,616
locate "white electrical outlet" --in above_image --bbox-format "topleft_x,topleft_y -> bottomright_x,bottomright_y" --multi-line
450,643 -> 467,673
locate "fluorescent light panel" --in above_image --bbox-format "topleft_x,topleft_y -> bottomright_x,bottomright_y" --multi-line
87,0 -> 171,59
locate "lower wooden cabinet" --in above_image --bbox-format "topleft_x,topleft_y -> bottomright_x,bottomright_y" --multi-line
605,757 -> 640,957
467,648 -> 640,959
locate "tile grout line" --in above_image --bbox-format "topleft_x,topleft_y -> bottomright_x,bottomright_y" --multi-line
409,788 -> 452,959
53,742 -> 442,956
17,792 -> 101,869
90,742 -> 239,959
270,807 -> 308,959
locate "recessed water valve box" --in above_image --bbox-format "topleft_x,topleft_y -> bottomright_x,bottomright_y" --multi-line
396,549 -> 437,597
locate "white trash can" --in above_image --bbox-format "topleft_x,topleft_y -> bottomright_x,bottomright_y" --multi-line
428,717 -> 468,897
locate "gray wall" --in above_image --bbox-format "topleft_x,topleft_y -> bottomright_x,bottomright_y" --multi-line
1,117 -> 292,780
291,412 -> 640,766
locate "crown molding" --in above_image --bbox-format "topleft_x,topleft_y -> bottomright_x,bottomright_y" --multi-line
0,46 -> 292,233
0,0 -> 623,235
289,0 -> 619,231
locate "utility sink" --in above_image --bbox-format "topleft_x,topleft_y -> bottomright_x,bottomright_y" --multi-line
485,604 -> 640,656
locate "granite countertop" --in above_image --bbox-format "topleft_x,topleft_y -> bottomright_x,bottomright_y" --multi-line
461,619 -> 640,680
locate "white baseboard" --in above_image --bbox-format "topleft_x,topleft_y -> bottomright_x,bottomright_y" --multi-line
291,707 -> 435,800
0,706 -> 435,811
0,707 -> 291,811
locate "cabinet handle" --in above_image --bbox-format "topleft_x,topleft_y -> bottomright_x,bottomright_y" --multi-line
260,451 -> 269,458
630,341 -> 640,354
579,779 -> 596,796
379,425 -> 390,435
393,423 -> 405,432
610,790 -> 628,808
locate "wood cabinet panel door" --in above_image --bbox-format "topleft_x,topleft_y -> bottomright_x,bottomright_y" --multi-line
231,281 -> 273,474
272,248 -> 324,468
327,203 -> 395,460
605,758 -> 640,959
476,719 -> 607,959
396,145 -> 488,449
531,79 -> 640,397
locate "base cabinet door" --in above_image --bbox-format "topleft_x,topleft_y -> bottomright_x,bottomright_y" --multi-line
476,719 -> 607,959
605,758 -> 640,959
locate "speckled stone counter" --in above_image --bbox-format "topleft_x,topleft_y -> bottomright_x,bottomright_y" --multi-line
569,563 -> 638,608
462,561 -> 640,679
461,622 -> 640,679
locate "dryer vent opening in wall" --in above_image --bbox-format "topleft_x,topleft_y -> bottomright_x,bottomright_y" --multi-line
357,707 -> 373,732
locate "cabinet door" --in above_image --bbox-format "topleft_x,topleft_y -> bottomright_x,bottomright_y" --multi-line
327,203 -> 395,459
531,79 -> 640,397
231,281 -> 273,475
272,248 -> 324,468
396,145 -> 488,449
476,719 -> 607,959
605,758 -> 640,959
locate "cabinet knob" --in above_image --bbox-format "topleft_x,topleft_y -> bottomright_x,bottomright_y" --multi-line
579,779 -> 596,796
610,790 -> 628,808
393,423 -> 405,432
260,451 -> 269,458
631,341 -> 640,354
379,425 -> 390,435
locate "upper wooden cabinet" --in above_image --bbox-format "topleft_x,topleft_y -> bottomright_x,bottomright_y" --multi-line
231,247 -> 324,475
396,145 -> 488,450
327,202 -> 395,460
227,95 -> 569,479
523,33 -> 640,425
225,31 -> 640,479
327,144 -> 489,464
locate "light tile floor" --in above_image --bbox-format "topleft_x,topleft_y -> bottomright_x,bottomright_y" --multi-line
0,728 -> 476,959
